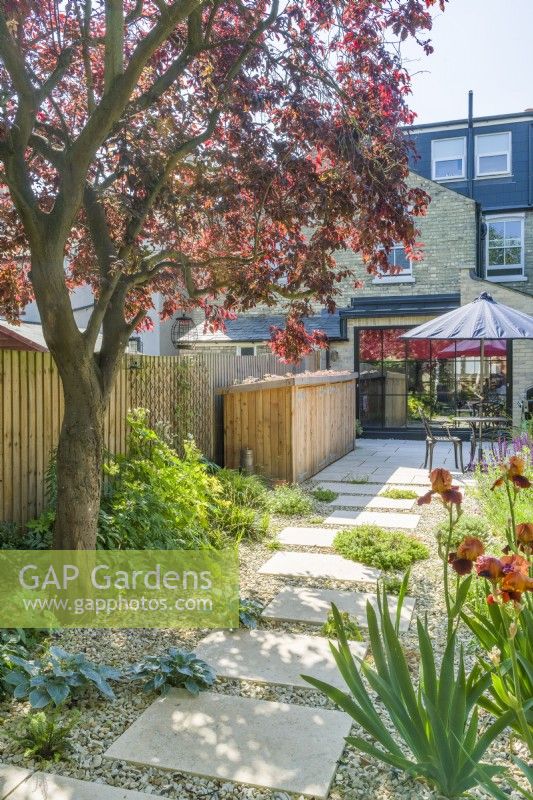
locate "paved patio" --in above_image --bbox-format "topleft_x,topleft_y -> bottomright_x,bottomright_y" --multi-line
313,437 -> 474,487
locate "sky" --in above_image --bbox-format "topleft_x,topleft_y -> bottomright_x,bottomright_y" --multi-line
401,0 -> 533,124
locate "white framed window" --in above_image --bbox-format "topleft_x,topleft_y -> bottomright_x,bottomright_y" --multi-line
237,345 -> 256,356
431,137 -> 466,180
373,244 -> 413,284
476,132 -> 511,177
485,214 -> 525,282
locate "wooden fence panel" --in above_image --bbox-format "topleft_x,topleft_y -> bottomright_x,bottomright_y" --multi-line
1,348 -> 318,524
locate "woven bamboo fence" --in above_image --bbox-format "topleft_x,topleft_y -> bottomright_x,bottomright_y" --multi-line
0,349 -> 318,523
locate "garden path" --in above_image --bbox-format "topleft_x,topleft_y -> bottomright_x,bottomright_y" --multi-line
0,440 -> 465,800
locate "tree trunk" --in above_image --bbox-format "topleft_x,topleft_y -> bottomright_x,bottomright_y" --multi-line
53,381 -> 105,550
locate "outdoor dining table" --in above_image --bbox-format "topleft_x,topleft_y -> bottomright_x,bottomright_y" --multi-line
453,415 -> 509,463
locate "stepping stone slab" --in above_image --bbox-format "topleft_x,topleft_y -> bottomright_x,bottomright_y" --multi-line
324,509 -> 420,530
278,527 -> 338,547
262,586 -> 416,632
104,689 -> 352,799
6,770 -> 154,800
385,468 -> 430,485
258,551 -> 381,583
0,764 -> 33,800
331,495 -> 416,510
195,629 -> 367,689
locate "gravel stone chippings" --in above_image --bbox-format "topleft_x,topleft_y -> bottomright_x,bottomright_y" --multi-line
0,483 -> 529,800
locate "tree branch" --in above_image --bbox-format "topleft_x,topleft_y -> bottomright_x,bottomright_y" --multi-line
37,45 -> 76,101
0,10 -> 36,145
75,0 -> 97,115
104,0 -> 125,92
82,184 -> 123,351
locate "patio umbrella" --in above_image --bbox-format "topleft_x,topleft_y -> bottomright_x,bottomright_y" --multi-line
401,291 -> 533,460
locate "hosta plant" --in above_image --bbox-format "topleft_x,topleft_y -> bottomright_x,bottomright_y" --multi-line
4,646 -> 121,708
239,598 -> 264,629
129,648 -> 216,696
303,598 -> 514,800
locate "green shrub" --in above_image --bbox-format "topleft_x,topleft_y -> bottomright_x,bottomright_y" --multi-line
213,503 -> 269,542
379,488 -> 418,500
321,610 -> 363,641
334,525 -> 429,571
4,646 -> 121,708
98,410 -> 267,548
268,485 -> 314,516
129,648 -> 216,696
0,518 -> 52,550
217,469 -> 269,509
0,522 -> 23,549
303,599 -> 511,799
11,710 -> 78,762
312,488 -> 338,502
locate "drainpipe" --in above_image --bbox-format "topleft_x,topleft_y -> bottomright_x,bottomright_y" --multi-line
467,90 -> 474,199
527,123 -> 533,206
476,202 -> 484,278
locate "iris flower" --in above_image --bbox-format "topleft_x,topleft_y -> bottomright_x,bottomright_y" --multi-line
418,468 -> 463,507
449,536 -> 484,575
491,455 -> 532,490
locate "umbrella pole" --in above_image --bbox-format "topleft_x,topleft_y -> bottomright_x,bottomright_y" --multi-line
478,339 -> 485,462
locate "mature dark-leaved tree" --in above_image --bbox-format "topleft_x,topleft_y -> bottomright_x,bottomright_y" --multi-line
0,0 -> 445,548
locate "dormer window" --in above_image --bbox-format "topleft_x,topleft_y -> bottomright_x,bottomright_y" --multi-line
475,132 -> 511,177
431,137 -> 466,180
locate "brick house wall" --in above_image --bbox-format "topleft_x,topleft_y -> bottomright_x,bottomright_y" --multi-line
326,173 -> 478,372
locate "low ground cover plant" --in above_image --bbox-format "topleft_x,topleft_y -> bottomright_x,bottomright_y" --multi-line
334,525 -> 429,571
11,710 -> 78,763
312,488 -> 338,502
321,610 -> 363,641
379,488 -> 418,500
268,484 -> 314,517
128,648 -> 216,696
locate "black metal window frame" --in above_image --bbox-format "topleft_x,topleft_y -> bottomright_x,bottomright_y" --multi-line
353,325 -> 512,429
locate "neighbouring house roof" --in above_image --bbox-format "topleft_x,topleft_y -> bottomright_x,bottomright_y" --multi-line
177,311 -> 345,343
0,320 -> 49,351
340,293 -> 461,319
0,319 -> 103,351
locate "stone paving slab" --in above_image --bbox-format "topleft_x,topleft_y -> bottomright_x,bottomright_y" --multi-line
195,629 -> 366,690
5,770 -> 155,800
332,495 -> 416,510
261,586 -> 416,632
324,509 -> 420,530
104,690 -> 352,798
278,527 -> 338,547
0,764 -> 33,799
385,467 -> 431,485
258,551 -> 380,582
314,481 -> 375,495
